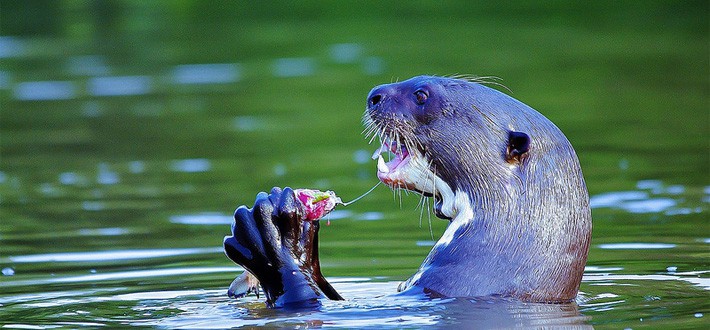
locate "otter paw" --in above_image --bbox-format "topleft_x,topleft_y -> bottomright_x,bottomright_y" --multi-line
223,187 -> 341,307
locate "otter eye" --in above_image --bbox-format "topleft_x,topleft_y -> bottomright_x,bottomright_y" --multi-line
414,90 -> 428,105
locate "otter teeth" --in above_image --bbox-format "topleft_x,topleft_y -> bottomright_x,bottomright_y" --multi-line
371,144 -> 389,160
377,155 -> 389,173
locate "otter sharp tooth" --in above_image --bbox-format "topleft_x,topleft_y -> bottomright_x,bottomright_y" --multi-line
377,155 -> 389,173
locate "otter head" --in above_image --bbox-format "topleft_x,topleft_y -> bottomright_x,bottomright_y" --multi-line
364,76 -> 591,302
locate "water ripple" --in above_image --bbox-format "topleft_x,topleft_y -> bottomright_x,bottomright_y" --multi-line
7,247 -> 224,263
169,213 -> 233,225
597,243 -> 676,250
584,273 -> 710,290
1,267 -> 238,288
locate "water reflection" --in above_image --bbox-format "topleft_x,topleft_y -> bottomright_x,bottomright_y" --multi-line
58,172 -> 88,186
66,55 -> 110,76
352,149 -> 371,164
170,159 -> 212,173
362,56 -> 385,75
326,210 -> 354,220
172,63 -> 241,85
7,247 -> 223,263
128,161 -> 145,174
0,36 -> 24,58
88,76 -> 152,97
356,212 -> 384,221
598,243 -> 676,250
590,180 -> 707,215
77,227 -> 130,236
13,81 -> 76,100
169,210 -> 363,225
232,116 -> 263,132
169,213 -> 233,225
120,281 -> 591,329
0,71 -> 10,89
96,163 -> 120,185
584,273 -> 710,290
329,43 -> 362,64
1,267 -> 236,289
1,2 -> 707,328
113,289 -> 209,301
272,57 -> 316,77
82,200 -> 105,211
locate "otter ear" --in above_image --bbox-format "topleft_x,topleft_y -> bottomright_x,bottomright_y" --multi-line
506,131 -> 530,164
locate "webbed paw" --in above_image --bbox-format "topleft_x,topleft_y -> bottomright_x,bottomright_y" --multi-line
223,187 -> 342,308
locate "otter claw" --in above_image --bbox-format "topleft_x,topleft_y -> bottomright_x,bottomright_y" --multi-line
227,271 -> 260,299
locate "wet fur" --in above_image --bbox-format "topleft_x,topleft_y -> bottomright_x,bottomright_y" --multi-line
365,76 -> 591,302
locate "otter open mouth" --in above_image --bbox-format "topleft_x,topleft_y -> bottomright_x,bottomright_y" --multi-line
367,136 -> 451,219
371,139 -> 414,188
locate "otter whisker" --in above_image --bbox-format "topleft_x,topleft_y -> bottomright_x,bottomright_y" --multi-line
416,190 -> 429,229
362,120 -> 379,142
396,182 -> 404,208
427,198 -> 434,240
368,129 -> 379,145
427,171 -> 436,240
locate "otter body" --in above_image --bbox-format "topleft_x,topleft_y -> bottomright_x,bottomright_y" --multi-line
366,76 -> 591,302
224,75 -> 592,307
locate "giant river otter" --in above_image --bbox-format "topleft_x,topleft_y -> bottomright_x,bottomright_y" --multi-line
223,75 -> 592,308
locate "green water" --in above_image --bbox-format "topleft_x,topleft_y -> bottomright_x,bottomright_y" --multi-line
0,1 -> 708,328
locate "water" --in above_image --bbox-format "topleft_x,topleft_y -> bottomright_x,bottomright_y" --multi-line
1,2 -> 708,329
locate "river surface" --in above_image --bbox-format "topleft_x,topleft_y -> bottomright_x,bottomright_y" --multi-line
1,2 -> 708,329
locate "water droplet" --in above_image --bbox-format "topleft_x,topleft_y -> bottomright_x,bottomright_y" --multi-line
2,267 -> 15,276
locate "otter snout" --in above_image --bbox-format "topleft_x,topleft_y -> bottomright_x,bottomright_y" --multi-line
367,84 -> 394,108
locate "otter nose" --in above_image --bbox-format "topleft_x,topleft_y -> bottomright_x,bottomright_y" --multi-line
367,85 -> 391,108
369,93 -> 382,107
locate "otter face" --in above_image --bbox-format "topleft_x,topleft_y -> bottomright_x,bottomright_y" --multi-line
364,76 -> 455,219
364,75 -> 527,221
